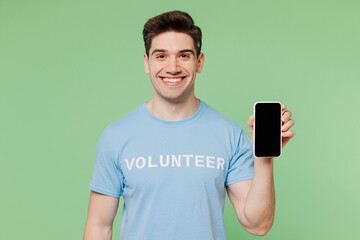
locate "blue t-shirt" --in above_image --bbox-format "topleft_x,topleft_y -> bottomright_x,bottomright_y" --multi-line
88,100 -> 254,240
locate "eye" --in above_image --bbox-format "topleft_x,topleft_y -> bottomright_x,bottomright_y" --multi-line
180,54 -> 190,58
156,54 -> 165,59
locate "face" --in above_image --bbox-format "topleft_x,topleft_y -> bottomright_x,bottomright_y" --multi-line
144,31 -> 204,103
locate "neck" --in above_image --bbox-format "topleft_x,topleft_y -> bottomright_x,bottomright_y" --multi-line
146,96 -> 200,121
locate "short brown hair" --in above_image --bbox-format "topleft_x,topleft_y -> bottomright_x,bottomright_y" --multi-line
143,10 -> 202,58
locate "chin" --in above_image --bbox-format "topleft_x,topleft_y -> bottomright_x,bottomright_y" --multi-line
155,86 -> 194,103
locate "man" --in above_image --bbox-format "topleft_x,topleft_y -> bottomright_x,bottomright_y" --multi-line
84,10 -> 295,240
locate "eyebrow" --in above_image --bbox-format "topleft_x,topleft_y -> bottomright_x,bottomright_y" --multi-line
151,49 -> 195,56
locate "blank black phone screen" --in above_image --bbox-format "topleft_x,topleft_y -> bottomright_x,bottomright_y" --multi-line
254,102 -> 282,157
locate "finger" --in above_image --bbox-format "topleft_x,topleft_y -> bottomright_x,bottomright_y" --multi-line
281,110 -> 292,123
248,115 -> 254,129
282,130 -> 295,138
282,119 -> 295,131
282,103 -> 286,111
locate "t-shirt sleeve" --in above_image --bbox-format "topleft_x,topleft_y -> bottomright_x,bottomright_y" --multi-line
225,128 -> 254,186
88,130 -> 124,198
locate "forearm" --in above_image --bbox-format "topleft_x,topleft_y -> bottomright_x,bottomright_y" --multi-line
243,157 -> 275,235
84,222 -> 113,240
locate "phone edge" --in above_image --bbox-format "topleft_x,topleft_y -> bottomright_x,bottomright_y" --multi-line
253,101 -> 282,158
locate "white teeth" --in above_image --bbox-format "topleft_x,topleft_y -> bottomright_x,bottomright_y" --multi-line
162,77 -> 183,83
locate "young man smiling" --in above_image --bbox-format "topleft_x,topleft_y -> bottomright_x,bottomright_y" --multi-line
144,30 -> 204,121
84,10 -> 295,240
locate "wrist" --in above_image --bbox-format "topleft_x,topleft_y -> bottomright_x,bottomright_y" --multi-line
254,156 -> 274,165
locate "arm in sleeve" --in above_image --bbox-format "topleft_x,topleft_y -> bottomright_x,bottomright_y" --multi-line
88,129 -> 124,198
225,127 -> 254,186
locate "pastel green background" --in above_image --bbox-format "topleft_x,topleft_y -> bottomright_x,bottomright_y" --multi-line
1,0 -> 359,239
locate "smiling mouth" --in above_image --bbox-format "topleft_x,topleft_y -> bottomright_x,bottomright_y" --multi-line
159,76 -> 187,86
161,77 -> 185,82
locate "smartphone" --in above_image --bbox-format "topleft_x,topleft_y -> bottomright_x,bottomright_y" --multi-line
253,101 -> 282,158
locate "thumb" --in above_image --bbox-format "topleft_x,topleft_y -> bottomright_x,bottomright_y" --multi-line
248,115 -> 254,140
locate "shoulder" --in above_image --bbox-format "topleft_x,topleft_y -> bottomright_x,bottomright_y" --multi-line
99,103 -> 145,141
201,102 -> 251,154
202,102 -> 245,134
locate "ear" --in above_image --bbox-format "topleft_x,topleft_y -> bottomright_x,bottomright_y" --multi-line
144,53 -> 150,74
196,52 -> 205,73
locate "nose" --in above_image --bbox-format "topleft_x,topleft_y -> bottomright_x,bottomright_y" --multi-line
166,56 -> 181,75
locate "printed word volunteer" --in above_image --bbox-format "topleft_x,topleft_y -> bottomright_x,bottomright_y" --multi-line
125,154 -> 226,171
